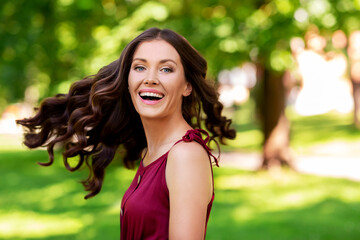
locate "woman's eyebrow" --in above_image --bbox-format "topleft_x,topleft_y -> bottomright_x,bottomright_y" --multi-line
132,58 -> 177,66
159,59 -> 177,66
132,58 -> 147,62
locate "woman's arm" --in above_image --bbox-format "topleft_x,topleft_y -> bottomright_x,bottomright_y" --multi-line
166,141 -> 213,240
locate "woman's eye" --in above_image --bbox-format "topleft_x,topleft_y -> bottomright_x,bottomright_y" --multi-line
134,66 -> 145,72
161,67 -> 173,73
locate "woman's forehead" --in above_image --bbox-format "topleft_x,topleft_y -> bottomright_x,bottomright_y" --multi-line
132,40 -> 181,62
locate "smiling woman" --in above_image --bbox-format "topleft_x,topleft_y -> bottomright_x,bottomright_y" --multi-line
16,28 -> 236,239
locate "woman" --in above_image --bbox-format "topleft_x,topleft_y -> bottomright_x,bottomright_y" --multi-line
17,28 -> 235,239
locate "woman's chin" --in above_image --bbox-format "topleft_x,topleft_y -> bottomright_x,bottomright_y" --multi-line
137,109 -> 165,119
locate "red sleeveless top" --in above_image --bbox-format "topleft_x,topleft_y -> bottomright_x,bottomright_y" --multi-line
120,129 -> 218,240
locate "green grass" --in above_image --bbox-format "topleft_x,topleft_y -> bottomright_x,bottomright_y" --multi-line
209,168 -> 360,240
0,149 -> 132,239
287,107 -> 360,149
1,149 -> 360,239
2,103 -> 360,239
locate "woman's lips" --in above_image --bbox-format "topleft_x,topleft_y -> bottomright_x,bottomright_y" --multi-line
140,97 -> 162,105
138,89 -> 165,105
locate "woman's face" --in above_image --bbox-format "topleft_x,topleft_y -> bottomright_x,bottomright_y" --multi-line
128,40 -> 192,120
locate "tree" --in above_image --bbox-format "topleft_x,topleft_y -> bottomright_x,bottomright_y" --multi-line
162,0 -> 360,168
1,0 -> 359,167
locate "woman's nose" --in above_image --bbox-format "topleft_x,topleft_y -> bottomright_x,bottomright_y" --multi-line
144,79 -> 159,85
144,70 -> 159,85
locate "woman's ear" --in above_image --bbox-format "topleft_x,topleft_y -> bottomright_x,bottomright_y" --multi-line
183,82 -> 192,97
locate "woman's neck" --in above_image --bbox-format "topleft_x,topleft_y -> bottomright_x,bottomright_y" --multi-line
141,113 -> 192,162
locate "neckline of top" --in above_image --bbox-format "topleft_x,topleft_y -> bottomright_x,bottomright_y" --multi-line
140,150 -> 170,169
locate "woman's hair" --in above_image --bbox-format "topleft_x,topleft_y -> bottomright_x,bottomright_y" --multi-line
16,28 -> 236,199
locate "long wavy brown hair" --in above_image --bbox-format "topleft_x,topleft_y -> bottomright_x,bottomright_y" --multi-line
16,28 -> 236,199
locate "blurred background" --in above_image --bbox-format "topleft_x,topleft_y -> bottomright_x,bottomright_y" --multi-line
1,0 -> 360,239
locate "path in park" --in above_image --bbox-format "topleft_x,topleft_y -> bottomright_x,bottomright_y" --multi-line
220,140 -> 360,182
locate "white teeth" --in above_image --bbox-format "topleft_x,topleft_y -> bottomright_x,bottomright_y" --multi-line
139,92 -> 164,99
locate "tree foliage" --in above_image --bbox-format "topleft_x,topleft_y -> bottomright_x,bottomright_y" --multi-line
1,0 -> 359,108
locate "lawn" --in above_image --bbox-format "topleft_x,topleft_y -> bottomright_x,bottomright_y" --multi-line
1,104 -> 360,239
1,148 -> 360,239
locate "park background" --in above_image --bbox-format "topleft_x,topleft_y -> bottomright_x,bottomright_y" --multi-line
1,0 -> 360,239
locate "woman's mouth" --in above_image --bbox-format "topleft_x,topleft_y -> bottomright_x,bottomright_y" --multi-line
139,91 -> 164,104
139,92 -> 164,101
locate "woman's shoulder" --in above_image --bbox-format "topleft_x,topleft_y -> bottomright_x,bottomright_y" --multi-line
167,140 -> 210,167
165,135 -> 213,203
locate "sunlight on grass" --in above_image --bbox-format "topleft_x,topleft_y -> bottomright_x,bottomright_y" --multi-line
226,129 -> 262,151
6,180 -> 79,210
232,207 -> 254,221
287,107 -> 360,150
209,168 -> 360,239
0,211 -> 84,238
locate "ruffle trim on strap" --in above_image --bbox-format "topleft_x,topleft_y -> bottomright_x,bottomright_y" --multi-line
182,129 -> 219,167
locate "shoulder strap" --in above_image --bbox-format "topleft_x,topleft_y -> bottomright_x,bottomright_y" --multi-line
173,129 -> 219,167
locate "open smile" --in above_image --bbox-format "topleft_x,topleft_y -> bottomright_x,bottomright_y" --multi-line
138,90 -> 165,104
139,92 -> 164,100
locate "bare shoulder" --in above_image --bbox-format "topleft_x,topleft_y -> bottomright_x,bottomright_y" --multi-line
167,141 -> 210,167
166,140 -> 212,195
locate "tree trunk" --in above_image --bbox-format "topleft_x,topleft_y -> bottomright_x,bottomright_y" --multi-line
351,80 -> 360,128
349,61 -> 360,129
256,66 -> 294,169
